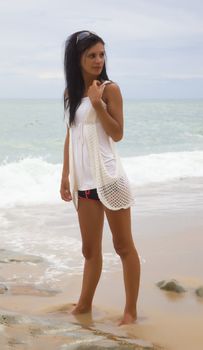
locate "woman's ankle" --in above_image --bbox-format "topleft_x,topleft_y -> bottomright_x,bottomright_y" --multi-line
118,310 -> 137,325
71,302 -> 92,314
124,306 -> 137,319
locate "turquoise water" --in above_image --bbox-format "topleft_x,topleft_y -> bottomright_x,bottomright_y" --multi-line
123,99 -> 203,156
1,99 -> 203,163
0,98 -> 203,208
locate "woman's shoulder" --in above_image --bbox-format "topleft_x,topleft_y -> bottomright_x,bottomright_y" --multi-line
102,81 -> 122,104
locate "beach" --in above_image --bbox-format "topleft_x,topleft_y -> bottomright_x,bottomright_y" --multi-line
0,98 -> 203,349
0,177 -> 203,350
1,0 -> 203,345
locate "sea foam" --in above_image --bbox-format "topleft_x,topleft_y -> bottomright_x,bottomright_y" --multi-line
0,151 -> 203,207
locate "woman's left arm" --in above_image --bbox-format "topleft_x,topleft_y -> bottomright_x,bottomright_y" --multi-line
88,81 -> 123,142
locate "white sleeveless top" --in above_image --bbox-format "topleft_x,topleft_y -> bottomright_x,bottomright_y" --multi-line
70,97 -> 116,190
65,81 -> 134,211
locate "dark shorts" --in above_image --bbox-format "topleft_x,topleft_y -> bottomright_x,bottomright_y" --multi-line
78,188 -> 100,201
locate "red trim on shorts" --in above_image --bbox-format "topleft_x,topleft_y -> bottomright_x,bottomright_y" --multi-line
85,190 -> 90,198
78,196 -> 99,201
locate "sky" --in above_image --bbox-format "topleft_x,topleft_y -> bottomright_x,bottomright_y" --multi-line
0,0 -> 203,99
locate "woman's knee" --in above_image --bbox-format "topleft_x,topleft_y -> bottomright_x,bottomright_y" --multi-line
113,240 -> 135,259
82,244 -> 101,260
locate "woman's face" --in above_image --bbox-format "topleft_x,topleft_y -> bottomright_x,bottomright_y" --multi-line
80,42 -> 105,78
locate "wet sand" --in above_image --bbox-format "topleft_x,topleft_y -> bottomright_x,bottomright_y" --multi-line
0,180 -> 203,349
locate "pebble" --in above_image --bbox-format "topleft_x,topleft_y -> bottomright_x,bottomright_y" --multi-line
156,279 -> 186,293
195,286 -> 203,297
0,284 -> 8,294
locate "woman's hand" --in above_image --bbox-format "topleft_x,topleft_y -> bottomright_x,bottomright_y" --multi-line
87,80 -> 105,108
60,176 -> 72,202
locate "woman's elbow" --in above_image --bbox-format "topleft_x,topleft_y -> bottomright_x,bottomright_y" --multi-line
112,130 -> 123,142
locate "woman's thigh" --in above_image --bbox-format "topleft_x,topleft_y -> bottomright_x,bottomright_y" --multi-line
104,207 -> 135,251
78,199 -> 104,256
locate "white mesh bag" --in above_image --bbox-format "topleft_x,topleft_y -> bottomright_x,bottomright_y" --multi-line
84,105 -> 135,210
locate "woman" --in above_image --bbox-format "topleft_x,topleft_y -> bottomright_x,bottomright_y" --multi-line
60,30 -> 140,325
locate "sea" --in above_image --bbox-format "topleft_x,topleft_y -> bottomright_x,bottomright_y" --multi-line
1,98 -> 203,207
0,98 -> 203,284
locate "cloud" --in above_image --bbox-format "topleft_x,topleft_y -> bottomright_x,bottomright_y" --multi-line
0,0 -> 203,98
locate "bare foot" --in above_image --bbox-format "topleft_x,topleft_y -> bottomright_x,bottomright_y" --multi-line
118,312 -> 137,326
71,303 -> 92,315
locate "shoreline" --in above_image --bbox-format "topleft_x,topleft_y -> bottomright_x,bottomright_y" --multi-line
0,180 -> 203,349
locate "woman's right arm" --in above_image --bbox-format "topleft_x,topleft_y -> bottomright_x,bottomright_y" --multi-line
60,126 -> 72,202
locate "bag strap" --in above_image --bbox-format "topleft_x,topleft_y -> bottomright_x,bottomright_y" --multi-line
101,80 -> 112,86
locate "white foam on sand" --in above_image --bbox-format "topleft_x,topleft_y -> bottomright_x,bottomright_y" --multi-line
0,203 -> 124,283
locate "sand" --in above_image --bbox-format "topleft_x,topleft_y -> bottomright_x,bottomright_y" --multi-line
0,179 -> 203,349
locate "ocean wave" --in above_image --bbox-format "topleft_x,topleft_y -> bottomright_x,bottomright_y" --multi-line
0,157 -> 62,208
0,151 -> 203,207
122,150 -> 203,186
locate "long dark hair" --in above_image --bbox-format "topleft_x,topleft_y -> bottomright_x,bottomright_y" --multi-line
64,30 -> 109,126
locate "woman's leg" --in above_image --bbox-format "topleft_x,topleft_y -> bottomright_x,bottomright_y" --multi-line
71,198 -> 104,314
104,207 -> 140,325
